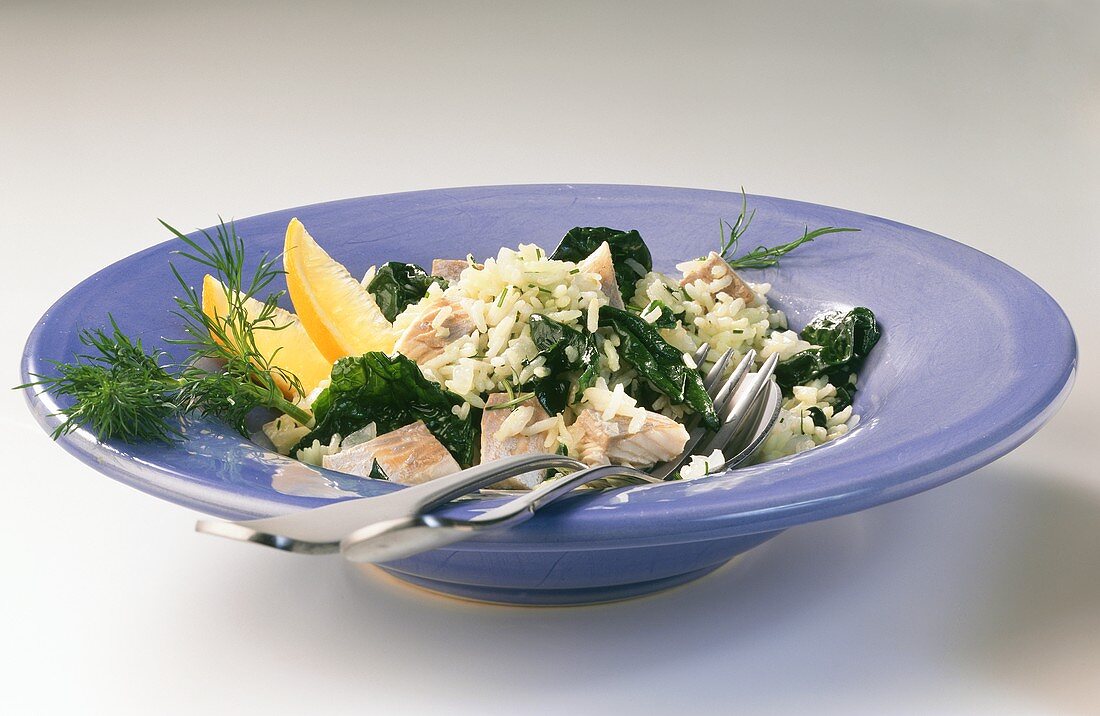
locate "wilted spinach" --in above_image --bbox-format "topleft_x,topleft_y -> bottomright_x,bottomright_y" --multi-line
369,460 -> 388,479
526,314 -> 599,414
366,262 -> 447,322
598,305 -> 718,429
550,227 -> 653,301
775,307 -> 880,410
804,406 -> 828,429
294,352 -> 477,465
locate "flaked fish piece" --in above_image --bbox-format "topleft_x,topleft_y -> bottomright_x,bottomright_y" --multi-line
678,251 -> 756,304
431,258 -> 481,284
570,408 -> 689,468
480,393 -> 556,489
322,420 -> 460,485
576,241 -> 624,308
393,296 -> 477,362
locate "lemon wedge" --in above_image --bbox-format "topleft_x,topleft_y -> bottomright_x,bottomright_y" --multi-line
201,274 -> 332,398
283,218 -> 397,361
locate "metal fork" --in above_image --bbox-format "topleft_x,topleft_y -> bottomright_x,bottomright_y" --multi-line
195,453 -> 590,554
341,462 -> 656,563
339,345 -> 781,563
197,343 -> 778,558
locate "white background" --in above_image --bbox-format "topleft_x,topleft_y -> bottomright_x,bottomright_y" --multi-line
2,2 -> 1097,714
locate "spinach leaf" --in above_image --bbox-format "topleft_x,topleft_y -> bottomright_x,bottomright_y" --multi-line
804,406 -> 828,429
598,305 -> 719,429
527,314 -> 600,414
550,227 -> 653,301
294,352 -> 477,465
366,262 -> 447,322
775,307 -> 880,411
800,306 -> 880,362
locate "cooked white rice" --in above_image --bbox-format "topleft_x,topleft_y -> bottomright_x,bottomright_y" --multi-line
389,244 -> 857,472
283,243 -> 859,477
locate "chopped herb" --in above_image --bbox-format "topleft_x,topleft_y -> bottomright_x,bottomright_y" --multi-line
485,392 -> 537,410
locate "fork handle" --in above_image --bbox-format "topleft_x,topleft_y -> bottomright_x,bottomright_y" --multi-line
340,464 -> 655,563
196,453 -> 587,553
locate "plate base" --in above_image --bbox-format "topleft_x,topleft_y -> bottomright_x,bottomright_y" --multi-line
373,560 -> 734,607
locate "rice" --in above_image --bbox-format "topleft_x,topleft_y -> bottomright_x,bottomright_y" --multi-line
392,244 -> 606,409
524,416 -> 560,436
296,434 -> 341,465
631,272 -> 860,468
384,240 -> 860,474
679,448 -> 727,480
756,375 -> 860,463
494,405 -> 534,441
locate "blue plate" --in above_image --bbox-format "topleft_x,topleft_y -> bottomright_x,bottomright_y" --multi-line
21,185 -> 1077,605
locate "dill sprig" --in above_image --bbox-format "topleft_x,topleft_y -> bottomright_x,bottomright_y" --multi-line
724,225 -> 860,269
20,317 -> 181,442
717,189 -> 757,260
719,188 -> 860,269
162,219 -> 311,433
21,219 -> 313,443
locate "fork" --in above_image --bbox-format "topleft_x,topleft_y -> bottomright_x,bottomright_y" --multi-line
197,342 -> 779,558
339,344 -> 780,563
194,452 -> 590,554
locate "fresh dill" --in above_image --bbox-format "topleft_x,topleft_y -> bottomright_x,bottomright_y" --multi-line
717,188 -> 757,261
21,219 -> 312,443
718,188 -> 859,269
162,219 -> 311,431
19,318 -> 180,442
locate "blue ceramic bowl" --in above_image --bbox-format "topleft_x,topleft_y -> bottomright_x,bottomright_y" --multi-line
22,185 -> 1076,605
